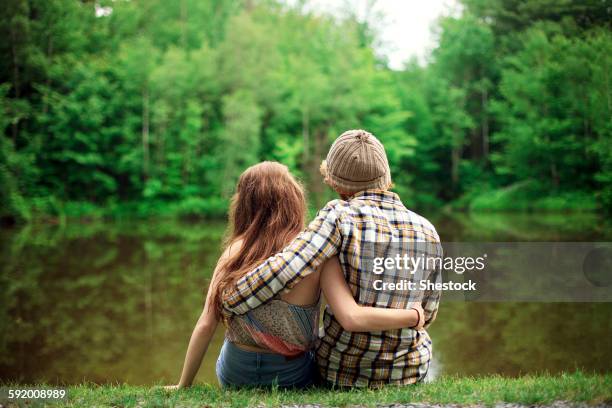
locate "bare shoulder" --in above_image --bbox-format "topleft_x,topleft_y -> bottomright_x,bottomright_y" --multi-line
211,238 -> 243,283
222,238 -> 244,260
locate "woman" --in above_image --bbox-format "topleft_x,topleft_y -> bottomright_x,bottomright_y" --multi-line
166,162 -> 423,389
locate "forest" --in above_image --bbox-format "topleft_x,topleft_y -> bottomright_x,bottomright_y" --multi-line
1,0 -> 610,222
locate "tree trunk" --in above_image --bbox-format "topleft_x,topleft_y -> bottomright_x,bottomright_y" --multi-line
10,22 -> 21,143
482,87 -> 489,158
309,128 -> 327,207
142,87 -> 150,181
156,120 -> 166,176
302,108 -> 310,165
470,128 -> 479,159
551,162 -> 559,187
451,143 -> 460,186
43,36 -> 53,114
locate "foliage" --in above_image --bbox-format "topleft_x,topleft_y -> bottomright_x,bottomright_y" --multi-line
0,0 -> 610,221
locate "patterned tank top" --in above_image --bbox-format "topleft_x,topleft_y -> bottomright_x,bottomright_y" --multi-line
225,296 -> 320,357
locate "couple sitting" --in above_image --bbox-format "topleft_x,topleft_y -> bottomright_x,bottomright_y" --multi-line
167,130 -> 441,389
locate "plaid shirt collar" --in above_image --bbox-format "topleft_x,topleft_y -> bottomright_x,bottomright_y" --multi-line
350,189 -> 402,205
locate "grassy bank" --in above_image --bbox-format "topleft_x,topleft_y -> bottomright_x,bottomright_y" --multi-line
458,181 -> 600,213
6,373 -> 611,407
2,197 -> 231,224
4,181 -> 606,226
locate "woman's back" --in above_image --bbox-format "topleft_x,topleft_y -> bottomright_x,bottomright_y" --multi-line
226,297 -> 320,356
223,241 -> 321,356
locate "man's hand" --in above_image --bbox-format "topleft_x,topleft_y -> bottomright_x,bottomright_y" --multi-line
409,303 -> 425,330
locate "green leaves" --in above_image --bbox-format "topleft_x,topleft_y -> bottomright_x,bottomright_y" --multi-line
493,28 -> 610,193
0,0 -> 610,220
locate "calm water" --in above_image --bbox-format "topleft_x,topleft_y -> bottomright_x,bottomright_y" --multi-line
1,213 -> 611,385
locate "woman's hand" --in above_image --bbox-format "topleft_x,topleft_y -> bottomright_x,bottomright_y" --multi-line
409,303 -> 425,330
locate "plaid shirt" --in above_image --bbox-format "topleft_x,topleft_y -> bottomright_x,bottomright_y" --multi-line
222,190 -> 442,387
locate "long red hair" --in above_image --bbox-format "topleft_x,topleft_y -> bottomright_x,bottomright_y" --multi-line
212,161 -> 306,318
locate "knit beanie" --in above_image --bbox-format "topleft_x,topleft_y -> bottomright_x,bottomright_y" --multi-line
320,129 -> 391,194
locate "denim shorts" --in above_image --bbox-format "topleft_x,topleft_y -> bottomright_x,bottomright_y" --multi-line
216,340 -> 316,388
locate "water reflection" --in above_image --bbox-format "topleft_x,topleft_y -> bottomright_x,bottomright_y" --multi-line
0,213 -> 610,384
0,221 -> 225,385
428,302 -> 612,376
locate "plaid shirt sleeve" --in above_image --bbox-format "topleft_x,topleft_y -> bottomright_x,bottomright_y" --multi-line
221,201 -> 342,317
423,233 -> 443,328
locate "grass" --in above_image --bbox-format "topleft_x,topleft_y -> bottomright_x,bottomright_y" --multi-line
467,181 -> 599,212
3,372 -> 611,407
4,196 -> 231,224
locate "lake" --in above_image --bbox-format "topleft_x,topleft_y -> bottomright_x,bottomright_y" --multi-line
1,213 -> 611,385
